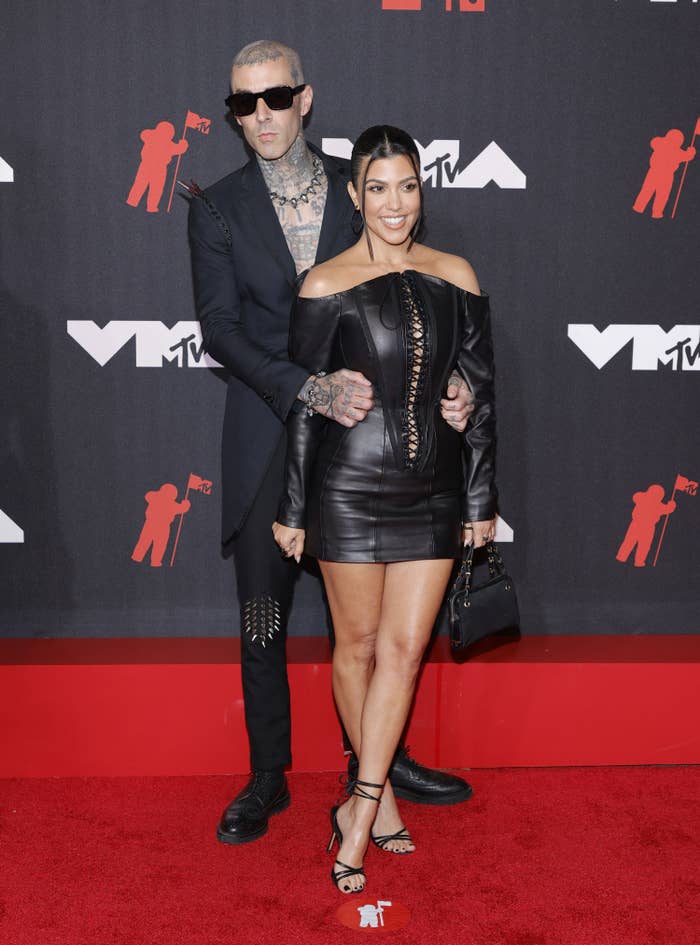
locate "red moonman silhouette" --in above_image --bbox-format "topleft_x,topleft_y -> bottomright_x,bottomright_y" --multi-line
633,129 -> 696,220
126,121 -> 189,213
131,483 -> 191,567
616,484 -> 676,568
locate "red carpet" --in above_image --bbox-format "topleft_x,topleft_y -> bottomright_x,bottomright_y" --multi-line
1,768 -> 698,944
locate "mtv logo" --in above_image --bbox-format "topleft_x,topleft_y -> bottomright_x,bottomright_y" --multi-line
568,324 -> 700,371
0,508 -> 24,543
67,321 -> 223,368
322,138 -> 525,189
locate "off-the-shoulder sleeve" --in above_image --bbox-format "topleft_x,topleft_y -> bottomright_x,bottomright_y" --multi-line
455,291 -> 498,522
277,294 -> 342,529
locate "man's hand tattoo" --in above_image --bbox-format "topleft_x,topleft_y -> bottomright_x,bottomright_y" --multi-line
448,372 -> 472,399
300,372 -> 363,425
300,373 -> 329,416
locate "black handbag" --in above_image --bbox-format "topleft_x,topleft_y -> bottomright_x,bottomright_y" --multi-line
448,541 -> 520,650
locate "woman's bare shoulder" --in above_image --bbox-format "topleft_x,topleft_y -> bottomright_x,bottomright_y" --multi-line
421,249 -> 481,294
299,251 -> 360,299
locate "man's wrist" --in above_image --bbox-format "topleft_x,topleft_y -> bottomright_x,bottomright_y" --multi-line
297,376 -> 314,403
297,372 -> 327,416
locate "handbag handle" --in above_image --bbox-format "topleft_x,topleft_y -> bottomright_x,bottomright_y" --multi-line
453,540 -> 506,599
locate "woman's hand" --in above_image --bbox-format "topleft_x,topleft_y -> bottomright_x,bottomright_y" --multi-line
462,519 -> 496,549
272,522 -> 305,563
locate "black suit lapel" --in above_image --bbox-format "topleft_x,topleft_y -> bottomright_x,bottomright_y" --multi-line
314,145 -> 353,265
239,159 -> 297,288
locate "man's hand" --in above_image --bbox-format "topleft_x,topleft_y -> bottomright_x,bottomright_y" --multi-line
440,373 -> 475,432
299,370 -> 374,427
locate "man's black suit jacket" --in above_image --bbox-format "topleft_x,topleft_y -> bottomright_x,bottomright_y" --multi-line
188,143 -> 355,548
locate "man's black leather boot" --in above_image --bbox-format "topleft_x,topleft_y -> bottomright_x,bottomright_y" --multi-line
217,769 -> 290,844
348,746 -> 473,805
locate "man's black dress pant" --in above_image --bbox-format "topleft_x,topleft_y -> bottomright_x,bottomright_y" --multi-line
232,434 -> 298,771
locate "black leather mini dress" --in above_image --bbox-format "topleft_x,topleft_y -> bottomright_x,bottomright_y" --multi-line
277,270 -> 498,562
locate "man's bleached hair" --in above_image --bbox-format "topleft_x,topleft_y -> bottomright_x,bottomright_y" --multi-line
232,40 -> 304,85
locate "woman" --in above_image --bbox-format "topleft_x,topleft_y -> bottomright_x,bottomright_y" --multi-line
272,125 -> 498,893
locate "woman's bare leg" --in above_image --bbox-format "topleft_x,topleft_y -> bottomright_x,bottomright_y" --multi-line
320,562 -> 385,756
320,558 -> 454,888
320,561 -> 385,890
359,559 -> 454,849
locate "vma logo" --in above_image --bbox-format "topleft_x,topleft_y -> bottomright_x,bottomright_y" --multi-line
323,139 -> 525,189
568,325 -> 700,370
382,1 -> 485,11
67,321 -> 222,368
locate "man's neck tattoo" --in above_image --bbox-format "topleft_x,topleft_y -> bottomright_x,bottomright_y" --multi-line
257,137 -> 323,201
258,135 -> 328,274
268,154 -> 323,209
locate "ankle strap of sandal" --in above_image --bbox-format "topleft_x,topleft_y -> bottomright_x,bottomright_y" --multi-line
352,778 -> 383,802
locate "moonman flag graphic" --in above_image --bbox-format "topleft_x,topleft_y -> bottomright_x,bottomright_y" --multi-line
185,111 -> 211,135
169,472 -> 213,565
652,471 -> 697,566
188,473 -> 213,494
166,110 -> 212,213
675,474 -> 698,496
670,116 -> 700,219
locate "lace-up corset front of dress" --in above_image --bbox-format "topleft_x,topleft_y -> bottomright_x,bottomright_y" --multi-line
398,272 -> 431,470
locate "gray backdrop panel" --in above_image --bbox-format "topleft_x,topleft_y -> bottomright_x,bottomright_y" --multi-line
1,0 -> 698,636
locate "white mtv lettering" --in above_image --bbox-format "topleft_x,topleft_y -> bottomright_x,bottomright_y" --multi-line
0,508 -> 24,543
0,155 -> 14,183
321,138 -> 526,188
629,325 -> 700,370
568,324 -> 700,370
67,321 -> 222,367
415,139 -> 461,186
444,141 -> 526,189
417,140 -> 526,189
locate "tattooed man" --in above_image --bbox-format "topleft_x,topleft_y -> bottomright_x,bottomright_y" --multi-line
188,40 -> 475,845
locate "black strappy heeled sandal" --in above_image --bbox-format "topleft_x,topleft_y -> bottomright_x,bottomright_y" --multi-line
327,779 -> 383,893
371,825 -> 415,854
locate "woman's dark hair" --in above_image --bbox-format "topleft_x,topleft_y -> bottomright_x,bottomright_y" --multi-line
351,125 -> 424,259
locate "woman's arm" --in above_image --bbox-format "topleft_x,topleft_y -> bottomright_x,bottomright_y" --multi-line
456,290 -> 498,542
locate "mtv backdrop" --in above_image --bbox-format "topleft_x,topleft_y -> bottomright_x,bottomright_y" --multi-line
1,0 -> 698,637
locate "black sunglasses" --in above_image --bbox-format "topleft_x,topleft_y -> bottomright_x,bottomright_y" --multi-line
225,84 -> 306,117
